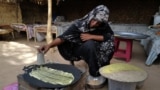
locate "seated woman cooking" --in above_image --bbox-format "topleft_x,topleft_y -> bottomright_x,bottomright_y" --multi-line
38,5 -> 115,87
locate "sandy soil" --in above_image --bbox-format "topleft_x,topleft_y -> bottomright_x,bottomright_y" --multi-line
0,37 -> 160,90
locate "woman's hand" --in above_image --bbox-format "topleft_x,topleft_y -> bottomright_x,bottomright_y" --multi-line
37,45 -> 50,54
80,33 -> 93,41
37,38 -> 64,54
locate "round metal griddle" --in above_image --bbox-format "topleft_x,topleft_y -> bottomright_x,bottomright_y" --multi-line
114,31 -> 149,39
99,63 -> 148,83
23,63 -> 82,89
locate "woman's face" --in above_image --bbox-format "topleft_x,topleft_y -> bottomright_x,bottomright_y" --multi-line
89,19 -> 101,28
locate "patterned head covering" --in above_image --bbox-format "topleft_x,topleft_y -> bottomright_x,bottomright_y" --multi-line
75,5 -> 110,32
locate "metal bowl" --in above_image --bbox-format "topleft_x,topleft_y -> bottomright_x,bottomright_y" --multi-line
86,75 -> 106,89
114,31 -> 149,39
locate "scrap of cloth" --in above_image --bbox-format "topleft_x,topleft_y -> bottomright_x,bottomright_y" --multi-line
58,5 -> 115,67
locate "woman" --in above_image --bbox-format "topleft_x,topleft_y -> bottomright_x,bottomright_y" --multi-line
38,5 -> 115,86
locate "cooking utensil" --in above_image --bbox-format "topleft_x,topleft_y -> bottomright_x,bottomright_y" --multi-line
114,31 -> 149,39
22,63 -> 82,89
99,63 -> 148,82
86,75 -> 106,89
37,52 -> 45,65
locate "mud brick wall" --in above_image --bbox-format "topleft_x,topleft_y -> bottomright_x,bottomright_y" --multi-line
57,0 -> 160,24
20,1 -> 48,24
1,0 -> 159,24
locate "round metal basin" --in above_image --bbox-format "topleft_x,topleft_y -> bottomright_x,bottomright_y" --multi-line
114,31 -> 149,39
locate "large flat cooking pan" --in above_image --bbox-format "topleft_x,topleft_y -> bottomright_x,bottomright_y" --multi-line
114,31 -> 149,39
22,63 -> 82,89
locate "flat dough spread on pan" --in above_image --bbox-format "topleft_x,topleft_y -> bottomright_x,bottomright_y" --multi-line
29,66 -> 74,85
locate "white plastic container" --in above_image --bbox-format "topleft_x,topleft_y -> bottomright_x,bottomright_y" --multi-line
37,52 -> 45,65
36,33 -> 46,42
108,79 -> 136,90
153,14 -> 160,25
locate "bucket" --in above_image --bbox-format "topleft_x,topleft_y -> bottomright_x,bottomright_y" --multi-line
108,79 -> 136,90
36,33 -> 45,42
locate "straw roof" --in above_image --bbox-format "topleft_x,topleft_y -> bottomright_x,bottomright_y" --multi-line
0,0 -> 47,5
0,0 -> 18,3
28,0 -> 62,5
29,0 -> 48,5
0,0 -> 65,5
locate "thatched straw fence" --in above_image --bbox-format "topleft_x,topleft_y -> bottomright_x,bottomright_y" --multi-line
0,2 -> 22,25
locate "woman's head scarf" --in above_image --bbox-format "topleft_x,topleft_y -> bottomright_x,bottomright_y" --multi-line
75,5 -> 110,32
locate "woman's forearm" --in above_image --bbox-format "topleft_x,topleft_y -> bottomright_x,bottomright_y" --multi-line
48,38 -> 64,48
91,35 -> 104,41
80,33 -> 104,41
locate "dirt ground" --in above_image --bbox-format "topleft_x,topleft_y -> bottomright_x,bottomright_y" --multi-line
0,36 -> 160,90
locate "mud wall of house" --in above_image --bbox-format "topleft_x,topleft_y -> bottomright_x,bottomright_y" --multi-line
19,1 -> 48,24
19,0 -> 160,24
0,3 -> 22,25
57,0 -> 160,24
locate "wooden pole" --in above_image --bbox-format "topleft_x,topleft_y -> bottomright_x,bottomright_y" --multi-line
46,0 -> 53,44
